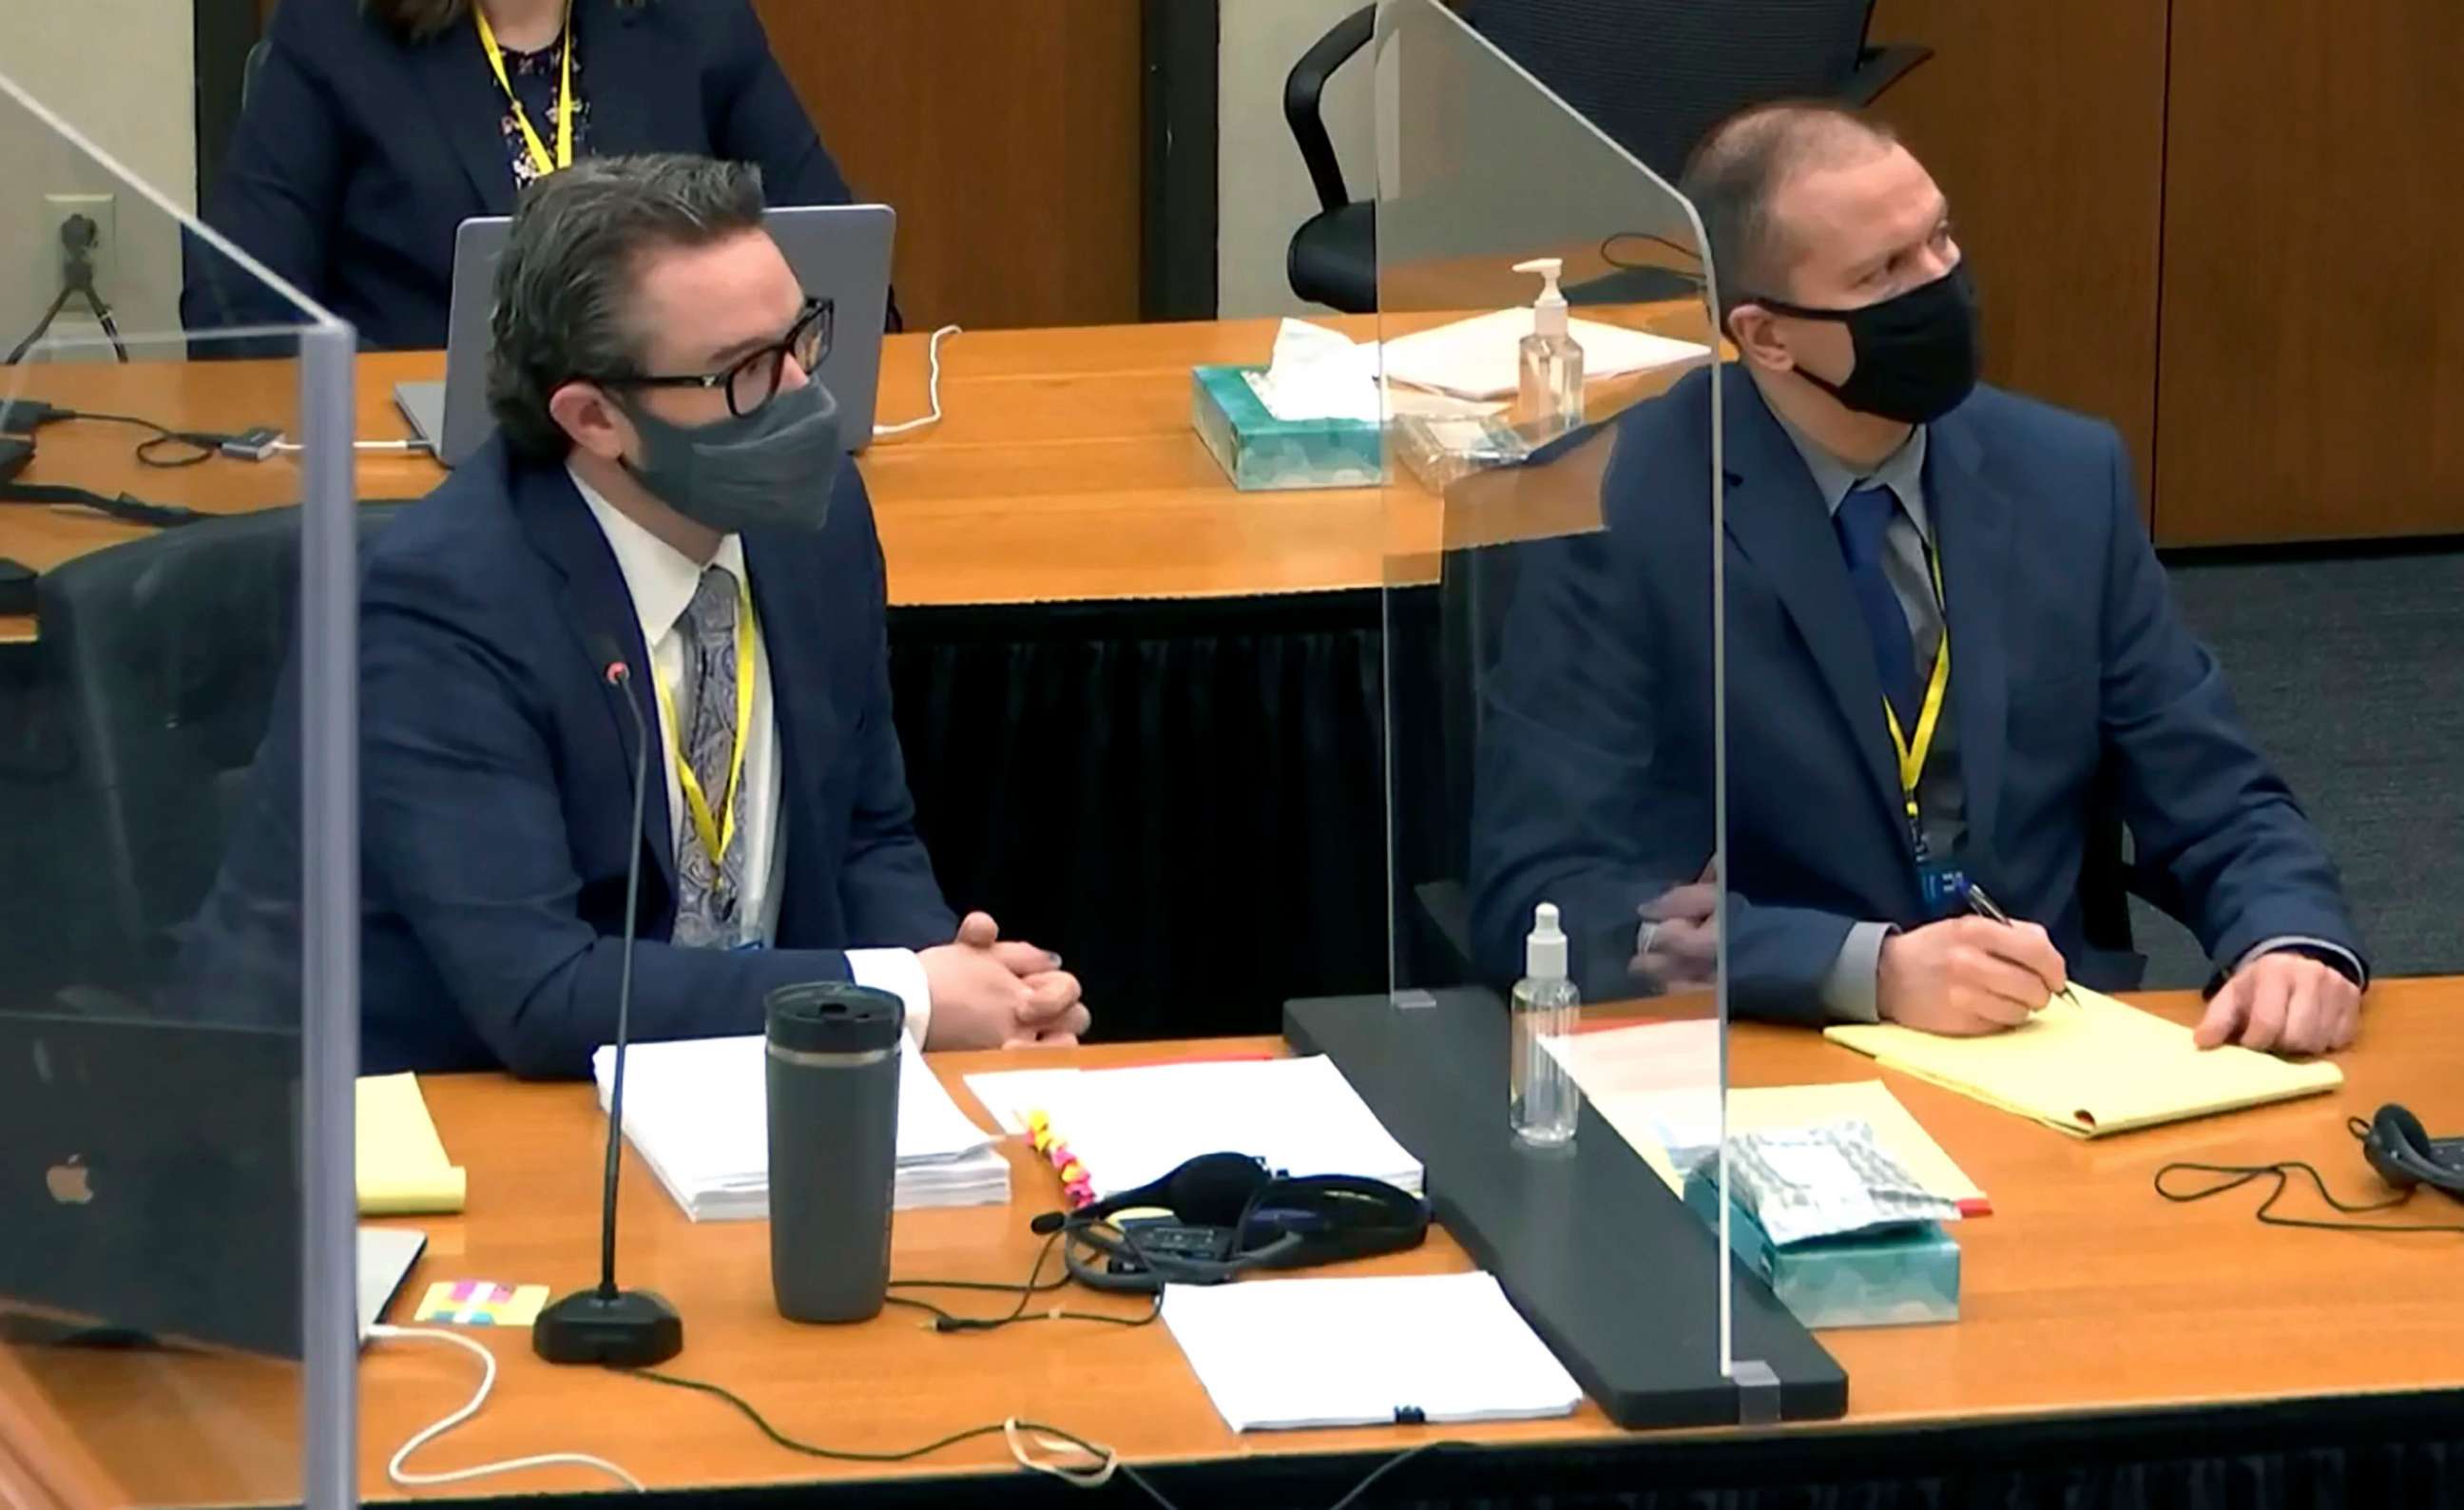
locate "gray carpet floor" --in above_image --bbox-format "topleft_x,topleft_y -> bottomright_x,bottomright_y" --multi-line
2131,549 -> 2464,988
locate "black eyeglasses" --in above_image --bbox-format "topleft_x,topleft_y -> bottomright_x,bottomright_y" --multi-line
594,296 -> 833,417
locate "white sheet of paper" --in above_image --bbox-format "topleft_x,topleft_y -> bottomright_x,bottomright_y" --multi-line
1163,1273 -> 1580,1431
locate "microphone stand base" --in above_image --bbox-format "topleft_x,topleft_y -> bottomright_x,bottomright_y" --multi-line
532,1287 -> 683,1367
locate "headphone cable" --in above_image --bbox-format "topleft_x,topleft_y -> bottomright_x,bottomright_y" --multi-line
2154,1118 -> 2464,1234
884,1228 -> 1161,1334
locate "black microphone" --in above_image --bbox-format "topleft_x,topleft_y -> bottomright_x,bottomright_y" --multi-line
535,638 -> 684,1368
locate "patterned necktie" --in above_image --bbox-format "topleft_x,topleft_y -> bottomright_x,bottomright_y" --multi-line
670,565 -> 745,950
1835,483 -> 1920,729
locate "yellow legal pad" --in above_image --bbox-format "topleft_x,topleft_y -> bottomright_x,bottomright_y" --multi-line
356,1073 -> 468,1214
1823,985 -> 2342,1137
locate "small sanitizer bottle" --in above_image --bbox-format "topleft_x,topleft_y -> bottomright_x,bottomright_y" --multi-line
1511,257 -> 1586,436
1511,901 -> 1580,1146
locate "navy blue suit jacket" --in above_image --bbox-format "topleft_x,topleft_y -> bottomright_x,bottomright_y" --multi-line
184,0 -> 857,350
1470,364 -> 2360,1019
183,438 -> 955,1076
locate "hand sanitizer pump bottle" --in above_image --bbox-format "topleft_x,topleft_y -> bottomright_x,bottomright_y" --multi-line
1511,257 -> 1585,435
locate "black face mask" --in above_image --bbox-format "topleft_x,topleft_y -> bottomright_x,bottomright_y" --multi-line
1751,262 -> 1980,424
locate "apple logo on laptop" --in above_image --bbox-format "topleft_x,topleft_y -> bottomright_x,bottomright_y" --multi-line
45,1156 -> 93,1207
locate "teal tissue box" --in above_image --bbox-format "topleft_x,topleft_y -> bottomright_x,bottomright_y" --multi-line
1683,1171 -> 1960,1329
1190,364 -> 1384,492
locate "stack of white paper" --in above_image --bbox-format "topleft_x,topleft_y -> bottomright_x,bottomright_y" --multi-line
964,1055 -> 1422,1199
1163,1273 -> 1581,1431
1380,308 -> 1709,400
589,1035 -> 1009,1221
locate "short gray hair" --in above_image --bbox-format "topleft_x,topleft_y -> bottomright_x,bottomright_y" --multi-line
485,154 -> 768,462
1679,102 -> 1898,324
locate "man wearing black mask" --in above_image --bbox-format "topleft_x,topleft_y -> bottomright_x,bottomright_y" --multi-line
1470,104 -> 2365,1055
187,154 -> 1086,1075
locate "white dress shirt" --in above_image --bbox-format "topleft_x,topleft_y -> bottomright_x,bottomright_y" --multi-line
573,468 -> 933,1042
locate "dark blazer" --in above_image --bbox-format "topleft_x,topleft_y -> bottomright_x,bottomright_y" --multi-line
1470,363 -> 2361,1018
183,0 -> 857,350
181,437 -> 955,1076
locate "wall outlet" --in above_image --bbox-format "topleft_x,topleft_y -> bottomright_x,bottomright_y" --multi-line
41,191 -> 117,322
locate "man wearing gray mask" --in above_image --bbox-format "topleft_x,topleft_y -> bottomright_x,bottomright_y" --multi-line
188,154 -> 1084,1076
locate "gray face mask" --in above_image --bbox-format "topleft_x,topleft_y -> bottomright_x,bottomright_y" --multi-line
617,378 -> 845,536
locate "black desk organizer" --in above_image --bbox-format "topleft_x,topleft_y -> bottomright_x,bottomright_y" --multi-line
1284,989 -> 1847,1428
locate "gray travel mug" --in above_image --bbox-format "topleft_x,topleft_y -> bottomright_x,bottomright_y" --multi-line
765,981 -> 903,1323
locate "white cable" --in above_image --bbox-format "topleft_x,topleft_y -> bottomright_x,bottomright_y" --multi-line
365,1324 -> 645,1493
872,323 -> 962,438
265,437 -> 432,455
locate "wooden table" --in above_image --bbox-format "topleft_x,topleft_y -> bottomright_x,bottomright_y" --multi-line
10,981 -> 2463,1507
0,311 -> 1704,643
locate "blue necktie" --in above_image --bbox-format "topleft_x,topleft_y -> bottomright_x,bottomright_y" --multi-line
1835,483 -> 1919,729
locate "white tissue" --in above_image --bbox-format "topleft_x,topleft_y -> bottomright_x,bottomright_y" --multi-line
1244,319 -> 1384,424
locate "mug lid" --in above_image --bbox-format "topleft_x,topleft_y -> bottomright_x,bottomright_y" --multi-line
765,980 -> 904,1055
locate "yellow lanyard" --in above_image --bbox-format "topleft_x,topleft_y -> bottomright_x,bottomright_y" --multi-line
474,0 -> 574,179
651,572 -> 759,872
1881,546 -> 1951,841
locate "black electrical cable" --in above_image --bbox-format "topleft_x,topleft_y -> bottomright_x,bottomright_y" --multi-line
9,404 -> 240,468
882,1227 -> 1160,1333
2155,1120 -> 2464,1235
4,287 -> 75,367
58,409 -> 223,467
1599,229 -> 1706,272
616,1364 -> 1456,1510
81,291 -> 130,364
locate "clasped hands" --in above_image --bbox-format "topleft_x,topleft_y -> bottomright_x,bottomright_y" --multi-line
920,911 -> 1088,1050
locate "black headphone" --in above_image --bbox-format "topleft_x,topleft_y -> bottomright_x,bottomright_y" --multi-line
2358,1104 -> 2464,1200
1030,1152 -> 1431,1294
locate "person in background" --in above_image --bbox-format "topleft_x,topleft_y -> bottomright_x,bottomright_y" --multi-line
1471,103 -> 2365,1055
183,0 -> 868,349
182,155 -> 1077,1076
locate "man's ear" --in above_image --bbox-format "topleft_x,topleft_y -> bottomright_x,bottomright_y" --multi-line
547,378 -> 632,463
1724,303 -> 1796,377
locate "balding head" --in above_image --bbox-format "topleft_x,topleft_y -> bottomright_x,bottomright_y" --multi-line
1680,103 -> 1902,319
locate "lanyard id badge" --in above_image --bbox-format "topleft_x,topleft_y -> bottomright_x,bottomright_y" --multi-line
1886,545 -> 1960,917
475,0 -> 575,178
1915,852 -> 1970,918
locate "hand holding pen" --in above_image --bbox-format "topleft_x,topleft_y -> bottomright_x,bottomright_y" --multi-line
1963,883 -> 2082,1014
1874,888 -> 2073,1036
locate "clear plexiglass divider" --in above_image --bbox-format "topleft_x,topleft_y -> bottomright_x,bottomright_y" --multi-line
1364,0 -> 1841,1427
0,68 -> 362,1510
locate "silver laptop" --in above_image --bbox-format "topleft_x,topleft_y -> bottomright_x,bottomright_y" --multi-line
0,1012 -> 426,1357
396,203 -> 897,468
358,1225 -> 427,1339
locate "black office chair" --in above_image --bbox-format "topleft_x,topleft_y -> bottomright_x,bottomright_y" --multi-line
1285,0 -> 1934,313
30,505 -> 400,989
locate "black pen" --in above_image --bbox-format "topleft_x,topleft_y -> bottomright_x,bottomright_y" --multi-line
1963,882 -> 2081,1012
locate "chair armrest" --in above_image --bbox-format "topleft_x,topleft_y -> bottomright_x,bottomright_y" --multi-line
1284,4 -> 1376,214
1841,42 -> 1933,106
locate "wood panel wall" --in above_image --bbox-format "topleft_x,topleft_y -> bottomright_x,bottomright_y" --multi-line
752,0 -> 1145,332
2153,0 -> 2464,545
1863,0 -> 2169,520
